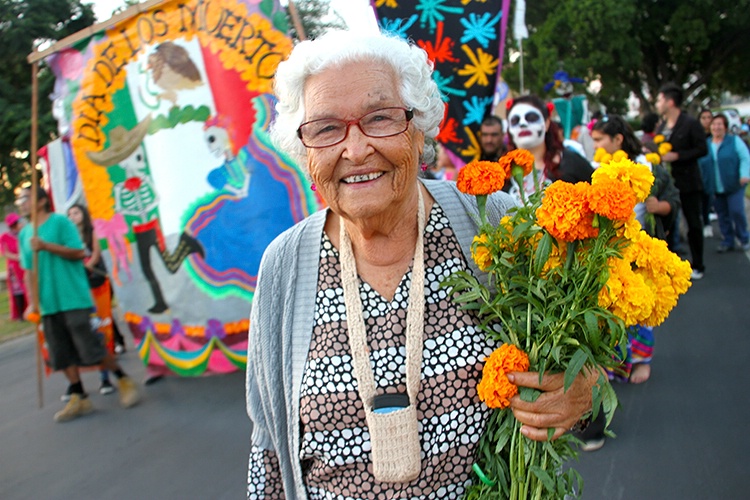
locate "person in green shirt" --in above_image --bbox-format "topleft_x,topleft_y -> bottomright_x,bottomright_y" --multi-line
17,186 -> 140,423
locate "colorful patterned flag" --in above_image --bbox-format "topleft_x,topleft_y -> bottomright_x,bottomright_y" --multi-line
43,0 -> 322,377
373,0 -> 510,163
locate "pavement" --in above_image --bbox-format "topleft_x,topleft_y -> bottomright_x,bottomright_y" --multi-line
1,220 -> 749,499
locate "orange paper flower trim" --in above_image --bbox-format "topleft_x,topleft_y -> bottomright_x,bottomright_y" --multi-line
457,160 -> 507,196
477,343 -> 530,409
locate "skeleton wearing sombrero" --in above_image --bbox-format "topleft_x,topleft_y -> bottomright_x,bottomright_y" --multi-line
88,116 -> 204,314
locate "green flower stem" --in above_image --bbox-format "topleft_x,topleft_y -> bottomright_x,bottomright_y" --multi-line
476,194 -> 488,226
512,165 -> 528,206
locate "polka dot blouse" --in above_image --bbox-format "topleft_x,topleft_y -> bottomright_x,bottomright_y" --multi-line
247,204 -> 496,499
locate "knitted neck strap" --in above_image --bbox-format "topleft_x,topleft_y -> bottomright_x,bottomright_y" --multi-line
339,187 -> 426,406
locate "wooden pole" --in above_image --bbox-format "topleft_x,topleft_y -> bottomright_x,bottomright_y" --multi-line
287,0 -> 307,41
30,59 -> 43,409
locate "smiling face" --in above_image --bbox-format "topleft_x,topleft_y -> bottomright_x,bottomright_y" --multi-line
508,103 -> 547,149
710,116 -> 727,140
302,60 -> 424,223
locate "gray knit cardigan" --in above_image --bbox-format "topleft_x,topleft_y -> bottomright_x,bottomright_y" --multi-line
245,179 -> 516,499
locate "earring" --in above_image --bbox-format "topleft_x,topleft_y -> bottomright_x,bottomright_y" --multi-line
310,183 -> 317,191
420,163 -> 428,172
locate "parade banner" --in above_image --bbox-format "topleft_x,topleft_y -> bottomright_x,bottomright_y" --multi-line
374,0 -> 510,163
44,0 -> 321,377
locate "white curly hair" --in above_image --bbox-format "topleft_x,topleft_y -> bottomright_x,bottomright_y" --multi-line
270,30 -> 445,171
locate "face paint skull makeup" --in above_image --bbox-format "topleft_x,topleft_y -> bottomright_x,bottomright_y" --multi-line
508,103 -> 546,149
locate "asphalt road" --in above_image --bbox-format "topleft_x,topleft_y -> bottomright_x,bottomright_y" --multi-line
1,221 -> 749,499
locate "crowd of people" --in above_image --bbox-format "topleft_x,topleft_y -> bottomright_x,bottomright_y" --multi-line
242,30 -> 750,497
1,25 -> 747,498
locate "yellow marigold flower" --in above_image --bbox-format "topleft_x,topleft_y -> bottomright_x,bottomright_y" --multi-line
654,134 -> 665,144
593,147 -> 612,164
658,142 -> 673,156
592,158 -> 654,202
477,344 -> 530,409
645,152 -> 662,165
499,149 -> 535,177
457,160 -> 507,195
587,178 -> 637,222
472,234 -> 493,271
612,150 -> 629,162
541,239 -> 567,277
536,181 -> 598,242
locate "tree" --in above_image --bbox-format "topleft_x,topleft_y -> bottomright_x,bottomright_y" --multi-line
504,0 -> 750,113
0,0 -> 95,208
285,0 -> 346,41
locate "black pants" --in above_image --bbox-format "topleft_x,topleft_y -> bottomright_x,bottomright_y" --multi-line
680,190 -> 705,272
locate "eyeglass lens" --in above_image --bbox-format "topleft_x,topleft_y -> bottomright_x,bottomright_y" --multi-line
298,107 -> 411,148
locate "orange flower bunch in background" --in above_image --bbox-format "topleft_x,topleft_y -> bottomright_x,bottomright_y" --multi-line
477,344 -> 530,409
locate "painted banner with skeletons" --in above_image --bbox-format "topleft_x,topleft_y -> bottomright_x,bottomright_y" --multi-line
44,0 -> 320,376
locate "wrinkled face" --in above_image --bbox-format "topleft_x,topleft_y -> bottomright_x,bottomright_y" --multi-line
699,112 -> 713,132
591,130 -> 622,155
710,117 -> 727,138
67,206 -> 83,225
508,103 -> 546,149
480,123 -> 504,157
204,125 -> 230,157
120,145 -> 148,176
302,60 -> 424,222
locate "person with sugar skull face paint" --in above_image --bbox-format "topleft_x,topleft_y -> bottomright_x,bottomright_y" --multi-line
505,95 -> 593,202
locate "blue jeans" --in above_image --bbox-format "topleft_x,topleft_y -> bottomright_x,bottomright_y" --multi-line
714,189 -> 749,248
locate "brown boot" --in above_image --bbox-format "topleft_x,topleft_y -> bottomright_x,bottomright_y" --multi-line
53,394 -> 94,423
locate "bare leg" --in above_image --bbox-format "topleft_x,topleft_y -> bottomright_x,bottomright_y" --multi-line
62,365 -> 81,384
630,364 -> 651,384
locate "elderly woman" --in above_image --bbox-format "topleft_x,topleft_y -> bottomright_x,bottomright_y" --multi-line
505,95 -> 593,201
246,31 -> 596,498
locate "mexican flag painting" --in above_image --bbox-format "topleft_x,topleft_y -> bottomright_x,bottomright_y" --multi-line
44,0 -> 321,377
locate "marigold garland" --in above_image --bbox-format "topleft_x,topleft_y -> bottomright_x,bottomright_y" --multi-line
477,344 -> 530,409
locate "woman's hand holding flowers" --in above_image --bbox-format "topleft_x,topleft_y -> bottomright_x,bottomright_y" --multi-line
507,368 -> 599,441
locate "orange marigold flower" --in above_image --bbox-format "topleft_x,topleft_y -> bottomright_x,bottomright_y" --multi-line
499,149 -> 535,177
477,343 -> 530,409
587,178 -> 637,221
456,160 -> 507,195
472,234 -> 493,271
536,181 -> 598,242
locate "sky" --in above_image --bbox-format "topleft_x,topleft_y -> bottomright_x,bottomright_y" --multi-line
89,0 -> 378,32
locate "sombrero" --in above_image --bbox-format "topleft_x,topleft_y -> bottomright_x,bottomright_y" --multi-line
87,115 -> 152,166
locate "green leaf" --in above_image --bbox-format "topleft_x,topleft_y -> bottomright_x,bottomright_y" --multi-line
529,465 -> 556,492
533,232 -> 553,274
564,349 -> 588,391
519,386 -> 541,403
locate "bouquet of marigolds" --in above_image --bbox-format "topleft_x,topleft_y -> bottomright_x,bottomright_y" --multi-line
445,150 -> 692,499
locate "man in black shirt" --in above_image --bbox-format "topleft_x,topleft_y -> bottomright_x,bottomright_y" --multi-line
655,83 -> 708,279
